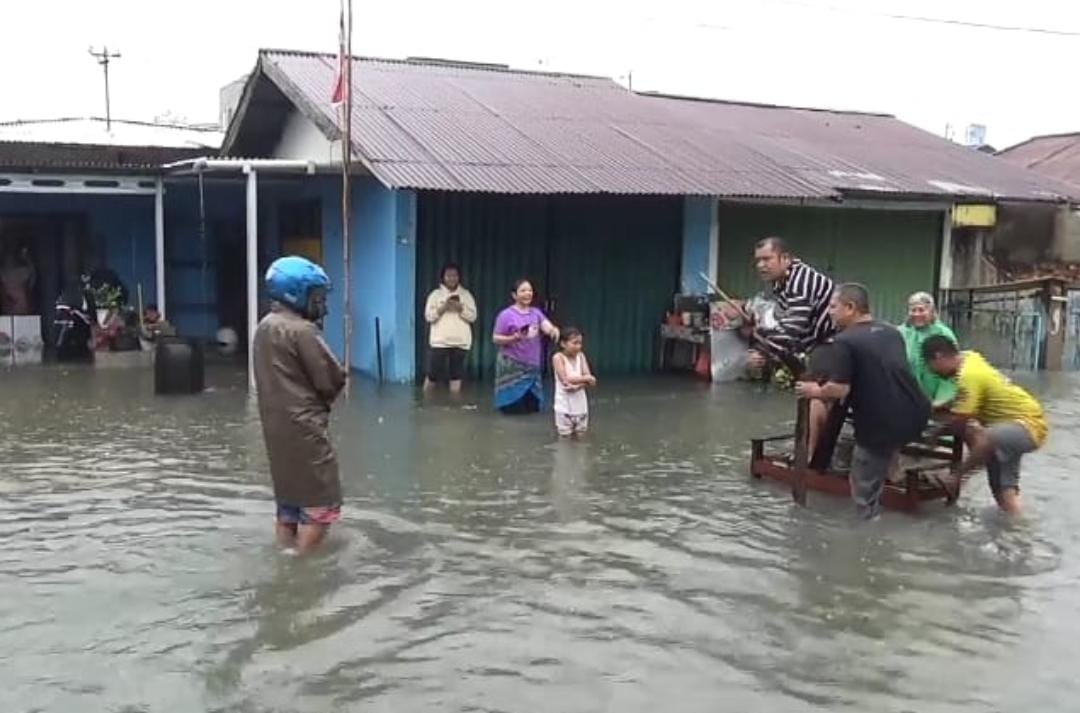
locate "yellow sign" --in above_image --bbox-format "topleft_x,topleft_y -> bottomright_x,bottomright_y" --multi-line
952,204 -> 997,228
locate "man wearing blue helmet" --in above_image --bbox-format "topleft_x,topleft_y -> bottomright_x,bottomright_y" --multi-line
253,255 -> 347,553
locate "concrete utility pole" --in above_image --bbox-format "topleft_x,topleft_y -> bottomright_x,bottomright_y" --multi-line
88,46 -> 121,131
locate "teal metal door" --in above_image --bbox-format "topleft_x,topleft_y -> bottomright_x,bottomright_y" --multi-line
416,193 -> 683,381
547,196 -> 682,374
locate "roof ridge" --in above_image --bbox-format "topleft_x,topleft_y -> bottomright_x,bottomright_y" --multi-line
636,91 -> 893,118
0,117 -> 222,132
258,48 -> 617,83
999,131 -> 1080,155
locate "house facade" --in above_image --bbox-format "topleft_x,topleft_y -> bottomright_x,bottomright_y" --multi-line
218,50 -> 1076,383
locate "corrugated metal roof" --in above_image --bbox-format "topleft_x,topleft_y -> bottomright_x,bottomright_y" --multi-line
244,49 -> 1077,202
0,118 -> 222,150
0,140 -> 206,170
998,132 -> 1080,189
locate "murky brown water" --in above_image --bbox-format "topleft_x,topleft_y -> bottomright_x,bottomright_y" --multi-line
1,365 -> 1079,712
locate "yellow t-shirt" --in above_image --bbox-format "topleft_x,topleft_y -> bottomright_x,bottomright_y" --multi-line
953,351 -> 1048,446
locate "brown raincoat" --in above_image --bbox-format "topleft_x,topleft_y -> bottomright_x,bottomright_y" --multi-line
253,306 -> 347,507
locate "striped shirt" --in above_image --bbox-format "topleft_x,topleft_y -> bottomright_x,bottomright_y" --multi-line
757,259 -> 835,357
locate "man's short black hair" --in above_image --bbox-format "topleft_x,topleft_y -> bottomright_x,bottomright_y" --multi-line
835,282 -> 871,314
754,236 -> 790,256
922,334 -> 959,362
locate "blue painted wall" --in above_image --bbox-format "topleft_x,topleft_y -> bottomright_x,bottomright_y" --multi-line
162,179 -> 248,338
681,195 -> 716,294
0,192 -> 157,305
318,176 -> 416,382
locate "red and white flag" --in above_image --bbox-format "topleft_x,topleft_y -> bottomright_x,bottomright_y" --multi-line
331,1 -> 348,105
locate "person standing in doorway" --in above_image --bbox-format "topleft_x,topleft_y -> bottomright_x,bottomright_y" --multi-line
254,256 -> 347,554
423,263 -> 477,395
0,246 -> 36,315
493,279 -> 560,414
794,283 -> 930,519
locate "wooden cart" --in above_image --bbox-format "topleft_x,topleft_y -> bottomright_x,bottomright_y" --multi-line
750,401 -> 964,512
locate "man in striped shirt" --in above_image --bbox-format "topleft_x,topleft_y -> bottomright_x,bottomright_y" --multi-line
746,237 -> 837,465
747,236 -> 835,370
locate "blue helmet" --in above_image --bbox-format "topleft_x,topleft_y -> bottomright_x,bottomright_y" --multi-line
265,256 -> 331,316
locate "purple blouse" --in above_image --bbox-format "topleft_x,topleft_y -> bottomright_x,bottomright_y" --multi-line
494,306 -> 547,366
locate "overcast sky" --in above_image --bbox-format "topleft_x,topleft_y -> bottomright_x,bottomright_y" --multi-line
2,0 -> 1077,148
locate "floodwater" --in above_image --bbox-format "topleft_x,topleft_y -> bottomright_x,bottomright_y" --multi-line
2,365 -> 1079,713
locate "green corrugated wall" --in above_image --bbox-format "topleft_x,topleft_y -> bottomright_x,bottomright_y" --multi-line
716,204 -> 942,325
416,192 -> 682,381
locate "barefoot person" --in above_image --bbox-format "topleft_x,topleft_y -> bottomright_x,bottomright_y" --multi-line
922,336 -> 1048,515
254,256 -> 347,553
794,284 -> 929,519
552,327 -> 596,438
423,263 -> 477,395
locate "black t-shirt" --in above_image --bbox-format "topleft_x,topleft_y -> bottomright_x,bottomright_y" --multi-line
829,320 -> 930,452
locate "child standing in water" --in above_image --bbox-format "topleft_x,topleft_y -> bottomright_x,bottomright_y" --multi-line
552,327 -> 596,437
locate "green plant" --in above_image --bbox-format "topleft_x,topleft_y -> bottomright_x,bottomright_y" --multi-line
92,284 -> 124,309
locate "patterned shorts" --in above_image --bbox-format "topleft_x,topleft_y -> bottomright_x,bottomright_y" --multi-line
276,503 -> 342,525
555,411 -> 589,437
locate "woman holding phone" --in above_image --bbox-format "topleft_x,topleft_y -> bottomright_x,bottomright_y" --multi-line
423,263 -> 477,394
492,278 -> 559,414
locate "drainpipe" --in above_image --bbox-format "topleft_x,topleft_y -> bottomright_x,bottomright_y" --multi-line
246,165 -> 259,391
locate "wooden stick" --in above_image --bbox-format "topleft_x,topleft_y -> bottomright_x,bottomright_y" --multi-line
698,272 -> 742,309
136,283 -> 144,331
792,396 -> 810,506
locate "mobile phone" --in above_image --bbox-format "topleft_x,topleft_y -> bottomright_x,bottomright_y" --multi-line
518,325 -> 530,334
448,294 -> 460,302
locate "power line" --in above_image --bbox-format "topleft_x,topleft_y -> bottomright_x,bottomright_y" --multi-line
769,0 -> 1080,37
88,46 -> 122,131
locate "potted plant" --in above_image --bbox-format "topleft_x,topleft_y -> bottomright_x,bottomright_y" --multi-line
92,284 -> 123,326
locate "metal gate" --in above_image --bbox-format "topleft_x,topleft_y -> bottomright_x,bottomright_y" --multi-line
941,285 -> 1046,371
1065,290 -> 1080,369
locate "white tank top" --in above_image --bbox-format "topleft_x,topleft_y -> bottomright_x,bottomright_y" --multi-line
554,353 -> 588,415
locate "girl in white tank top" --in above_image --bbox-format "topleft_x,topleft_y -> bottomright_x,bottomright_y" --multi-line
552,328 -> 596,437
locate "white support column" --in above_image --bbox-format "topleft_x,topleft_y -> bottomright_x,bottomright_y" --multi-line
246,167 -> 259,390
707,199 -> 720,284
154,177 -> 166,317
938,206 -> 954,291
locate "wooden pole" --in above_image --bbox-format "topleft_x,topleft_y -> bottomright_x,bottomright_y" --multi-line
341,0 -> 354,395
792,396 -> 809,506
375,316 -> 383,385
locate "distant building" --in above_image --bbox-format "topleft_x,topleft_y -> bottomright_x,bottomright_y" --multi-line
993,132 -> 1080,270
998,132 -> 1080,190
0,117 -> 236,347
219,76 -> 247,132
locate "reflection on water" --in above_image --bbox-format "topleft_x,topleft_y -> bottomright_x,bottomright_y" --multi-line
1,366 -> 1079,712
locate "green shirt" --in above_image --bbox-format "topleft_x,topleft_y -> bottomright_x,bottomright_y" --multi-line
898,320 -> 958,407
